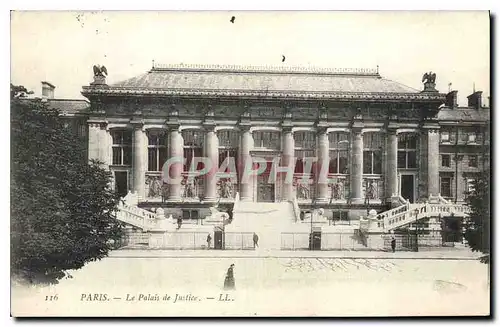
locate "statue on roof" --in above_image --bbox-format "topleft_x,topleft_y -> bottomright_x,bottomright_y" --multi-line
422,71 -> 437,92
93,65 -> 108,77
422,71 -> 436,84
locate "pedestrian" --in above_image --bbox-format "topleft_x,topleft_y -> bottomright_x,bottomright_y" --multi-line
206,233 -> 212,249
391,235 -> 396,253
253,232 -> 259,248
177,217 -> 182,229
223,264 -> 235,290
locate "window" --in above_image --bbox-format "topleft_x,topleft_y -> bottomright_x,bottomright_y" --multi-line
218,130 -> 239,173
294,131 -> 316,174
147,131 -> 168,171
111,130 -> 132,165
182,130 -> 204,172
440,177 -> 452,198
441,154 -> 451,167
468,155 -> 478,168
332,211 -> 349,222
468,133 -> 477,144
253,131 -> 280,150
397,133 -> 418,169
182,209 -> 199,220
465,178 -> 476,193
363,133 -> 383,174
441,131 -> 450,143
328,132 -> 349,174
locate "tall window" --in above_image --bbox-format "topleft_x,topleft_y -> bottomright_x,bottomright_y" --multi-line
218,130 -> 239,173
441,154 -> 451,167
147,131 -> 168,172
397,133 -> 418,169
440,176 -> 452,198
328,132 -> 349,174
183,130 -> 204,172
253,131 -> 280,150
468,155 -> 478,168
363,133 -> 383,174
294,131 -> 316,174
112,130 -> 132,165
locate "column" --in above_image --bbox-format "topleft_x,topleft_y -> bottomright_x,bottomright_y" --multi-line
239,128 -> 254,201
99,126 -> 110,168
281,128 -> 295,201
350,129 -> 363,203
167,127 -> 183,201
133,124 -> 146,200
385,129 -> 398,201
88,122 -> 101,162
316,130 -> 329,203
427,129 -> 440,197
204,126 -> 219,202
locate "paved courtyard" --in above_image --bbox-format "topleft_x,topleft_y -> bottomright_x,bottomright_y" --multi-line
12,248 -> 490,317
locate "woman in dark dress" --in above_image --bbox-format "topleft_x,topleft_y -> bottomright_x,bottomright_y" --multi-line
224,264 -> 235,290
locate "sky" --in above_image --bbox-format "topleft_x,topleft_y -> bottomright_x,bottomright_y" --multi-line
10,11 -> 490,106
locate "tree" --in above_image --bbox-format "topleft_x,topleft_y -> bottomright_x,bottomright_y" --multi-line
463,168 -> 490,263
11,85 -> 124,284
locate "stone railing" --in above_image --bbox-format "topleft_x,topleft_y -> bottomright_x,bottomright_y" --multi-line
116,198 -> 158,231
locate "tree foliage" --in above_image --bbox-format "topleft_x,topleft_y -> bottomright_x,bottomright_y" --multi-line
463,168 -> 490,263
11,86 -> 124,284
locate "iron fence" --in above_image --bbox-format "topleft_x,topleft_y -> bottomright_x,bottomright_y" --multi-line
122,231 -> 255,250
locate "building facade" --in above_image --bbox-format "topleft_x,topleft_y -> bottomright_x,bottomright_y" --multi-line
76,64 -> 489,223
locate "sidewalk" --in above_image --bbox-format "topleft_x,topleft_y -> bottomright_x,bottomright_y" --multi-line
109,246 -> 481,260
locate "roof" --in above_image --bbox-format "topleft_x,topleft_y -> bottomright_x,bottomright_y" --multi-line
41,81 -> 56,89
45,99 -> 90,115
437,108 -> 490,122
83,64 -> 445,102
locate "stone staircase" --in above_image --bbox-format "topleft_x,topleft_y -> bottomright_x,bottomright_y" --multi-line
227,200 -> 297,250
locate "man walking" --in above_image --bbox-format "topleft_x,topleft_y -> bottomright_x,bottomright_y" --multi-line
391,235 -> 396,253
253,232 -> 259,248
206,233 -> 212,249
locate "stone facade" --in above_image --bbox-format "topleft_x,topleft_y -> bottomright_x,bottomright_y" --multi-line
80,63 -> 489,222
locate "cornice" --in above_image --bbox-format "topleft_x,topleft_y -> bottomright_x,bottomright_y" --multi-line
81,86 -> 446,102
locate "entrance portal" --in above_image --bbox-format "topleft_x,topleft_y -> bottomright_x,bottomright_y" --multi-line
114,171 -> 128,197
256,159 -> 275,202
400,174 -> 415,203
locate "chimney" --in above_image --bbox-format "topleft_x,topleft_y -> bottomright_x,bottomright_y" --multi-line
445,90 -> 458,108
41,81 -> 55,99
467,91 -> 483,109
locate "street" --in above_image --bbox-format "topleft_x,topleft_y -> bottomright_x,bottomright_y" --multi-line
11,250 -> 490,317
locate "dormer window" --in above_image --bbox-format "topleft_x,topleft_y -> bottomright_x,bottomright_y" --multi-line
441,132 -> 450,143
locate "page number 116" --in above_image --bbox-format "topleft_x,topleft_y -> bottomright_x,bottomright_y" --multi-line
45,295 -> 58,301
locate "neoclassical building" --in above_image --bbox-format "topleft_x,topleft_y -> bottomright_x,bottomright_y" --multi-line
75,63 -> 489,222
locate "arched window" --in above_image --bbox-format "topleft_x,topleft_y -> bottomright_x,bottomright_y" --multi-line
294,131 -> 316,174
111,130 -> 132,165
328,132 -> 350,174
182,130 -> 204,172
398,133 -> 418,169
363,133 -> 383,174
147,130 -> 168,172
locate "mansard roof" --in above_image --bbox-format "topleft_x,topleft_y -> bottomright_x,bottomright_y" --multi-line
437,107 -> 490,123
82,64 -> 445,102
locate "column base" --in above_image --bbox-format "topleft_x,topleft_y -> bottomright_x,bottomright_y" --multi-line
167,196 -> 182,202
240,197 -> 253,202
350,198 -> 365,205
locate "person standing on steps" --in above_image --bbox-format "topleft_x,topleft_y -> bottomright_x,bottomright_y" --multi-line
206,233 -> 212,249
391,235 -> 396,253
223,264 -> 235,290
253,232 -> 259,248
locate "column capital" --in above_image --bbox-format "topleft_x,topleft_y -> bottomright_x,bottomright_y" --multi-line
203,123 -> 217,132
282,125 -> 294,133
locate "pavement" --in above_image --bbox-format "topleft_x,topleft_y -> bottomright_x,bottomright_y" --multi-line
111,244 -> 481,260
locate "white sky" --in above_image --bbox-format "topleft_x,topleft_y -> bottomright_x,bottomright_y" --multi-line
11,11 -> 490,106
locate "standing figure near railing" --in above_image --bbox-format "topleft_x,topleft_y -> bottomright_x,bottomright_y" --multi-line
206,233 -> 212,249
223,264 -> 235,290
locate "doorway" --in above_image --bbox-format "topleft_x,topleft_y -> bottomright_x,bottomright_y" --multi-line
114,171 -> 128,197
400,174 -> 415,203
